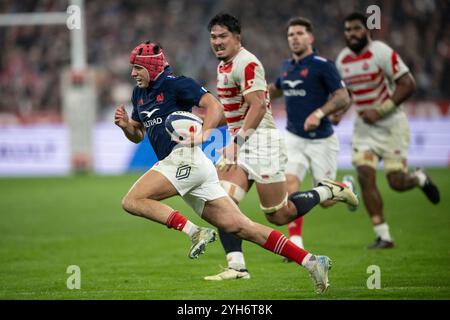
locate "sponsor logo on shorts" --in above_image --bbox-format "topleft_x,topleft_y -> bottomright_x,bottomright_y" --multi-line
176,165 -> 191,180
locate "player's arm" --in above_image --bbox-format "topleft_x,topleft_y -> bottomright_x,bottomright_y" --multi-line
390,72 -> 416,108
216,90 -> 266,167
114,104 -> 144,143
360,73 -> 416,124
378,43 -> 416,114
329,88 -> 353,125
361,44 -> 416,124
240,90 -> 267,138
268,83 -> 283,100
318,87 -> 350,116
197,92 -> 226,140
192,106 -> 227,127
304,88 -> 350,131
234,60 -> 268,141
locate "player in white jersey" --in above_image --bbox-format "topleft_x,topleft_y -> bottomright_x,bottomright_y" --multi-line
204,13 -> 357,280
115,40 -> 344,294
335,12 -> 440,249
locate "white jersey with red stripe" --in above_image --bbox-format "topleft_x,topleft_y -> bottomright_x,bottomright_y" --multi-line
336,40 -> 409,125
216,47 -> 276,135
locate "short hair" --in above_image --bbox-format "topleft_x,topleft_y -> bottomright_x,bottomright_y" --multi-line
344,12 -> 368,29
286,17 -> 313,33
207,13 -> 241,34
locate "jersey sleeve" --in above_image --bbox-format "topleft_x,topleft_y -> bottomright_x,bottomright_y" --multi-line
274,75 -> 282,90
174,77 -> 208,110
374,41 -> 410,81
320,60 -> 346,94
334,52 -> 345,77
130,88 -> 141,122
234,58 -> 267,96
274,62 -> 284,89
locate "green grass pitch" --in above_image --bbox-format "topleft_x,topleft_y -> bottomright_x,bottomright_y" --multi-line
0,169 -> 449,300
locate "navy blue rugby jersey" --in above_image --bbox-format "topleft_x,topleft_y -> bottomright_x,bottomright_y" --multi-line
275,53 -> 345,139
131,67 -> 207,160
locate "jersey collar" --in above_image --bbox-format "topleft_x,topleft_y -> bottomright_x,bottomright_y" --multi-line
147,66 -> 173,91
290,52 -> 315,65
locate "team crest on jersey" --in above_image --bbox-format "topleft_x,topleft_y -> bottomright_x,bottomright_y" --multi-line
219,62 -> 233,74
224,75 -> 229,85
138,98 -> 144,106
156,93 -> 164,103
362,62 -> 369,71
300,68 -> 309,78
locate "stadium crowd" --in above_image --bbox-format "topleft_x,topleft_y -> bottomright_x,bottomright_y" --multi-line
0,0 -> 449,121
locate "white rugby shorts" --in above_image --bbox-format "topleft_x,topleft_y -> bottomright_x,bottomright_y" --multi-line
285,131 -> 339,186
151,146 -> 228,215
352,110 -> 410,172
237,128 -> 287,184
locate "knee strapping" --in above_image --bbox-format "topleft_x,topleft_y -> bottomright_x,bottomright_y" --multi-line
260,193 -> 288,214
220,180 -> 247,203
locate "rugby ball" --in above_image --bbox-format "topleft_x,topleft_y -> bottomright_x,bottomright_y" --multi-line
165,111 -> 203,143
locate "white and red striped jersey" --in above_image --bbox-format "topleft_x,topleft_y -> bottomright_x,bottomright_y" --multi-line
216,47 -> 276,135
336,40 -> 409,112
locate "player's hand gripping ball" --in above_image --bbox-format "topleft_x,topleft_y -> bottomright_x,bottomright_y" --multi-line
165,111 -> 203,146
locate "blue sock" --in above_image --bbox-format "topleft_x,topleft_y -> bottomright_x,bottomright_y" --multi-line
288,190 -> 320,217
218,229 -> 243,253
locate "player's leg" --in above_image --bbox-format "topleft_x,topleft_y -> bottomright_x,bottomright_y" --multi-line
257,178 -> 357,226
283,174 -> 305,263
309,133 -> 358,211
356,164 -> 383,224
284,131 -> 309,250
201,196 -> 332,294
384,161 -> 440,204
352,118 -> 393,248
251,129 -> 357,226
286,174 -> 304,250
309,134 -> 339,209
355,161 -> 394,249
256,179 -> 328,225
121,149 -> 217,259
286,174 -> 301,193
204,164 -> 252,280
121,168 -> 179,223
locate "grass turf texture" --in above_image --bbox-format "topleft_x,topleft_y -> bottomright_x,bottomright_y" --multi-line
0,169 -> 449,300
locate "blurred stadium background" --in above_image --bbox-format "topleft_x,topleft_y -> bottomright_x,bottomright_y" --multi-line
0,0 -> 449,175
0,0 -> 449,300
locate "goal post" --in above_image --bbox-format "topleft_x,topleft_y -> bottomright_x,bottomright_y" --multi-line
0,0 -> 97,174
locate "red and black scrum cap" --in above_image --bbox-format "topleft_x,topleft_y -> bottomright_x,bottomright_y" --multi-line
130,41 -> 169,81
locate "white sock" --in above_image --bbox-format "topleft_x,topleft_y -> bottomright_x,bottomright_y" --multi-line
227,251 -> 246,270
374,223 -> 393,242
313,186 -> 333,202
290,235 -> 304,249
301,253 -> 315,270
412,170 -> 427,187
183,221 -> 199,237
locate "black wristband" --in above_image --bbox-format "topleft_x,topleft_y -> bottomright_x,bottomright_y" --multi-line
233,134 -> 248,147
